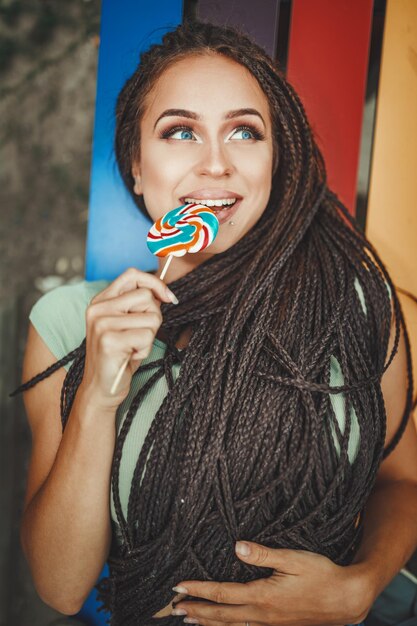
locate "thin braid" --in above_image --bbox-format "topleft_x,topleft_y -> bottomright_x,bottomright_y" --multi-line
9,343 -> 81,398
11,21 -> 414,625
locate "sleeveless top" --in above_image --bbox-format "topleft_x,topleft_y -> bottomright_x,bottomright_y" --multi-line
28,277 -> 367,547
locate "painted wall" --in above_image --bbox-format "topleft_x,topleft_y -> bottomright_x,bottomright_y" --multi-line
85,0 -> 183,282
366,0 -> 417,295
365,0 -> 417,404
286,0 -> 374,214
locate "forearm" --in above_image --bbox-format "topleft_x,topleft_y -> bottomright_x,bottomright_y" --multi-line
21,386 -> 116,614
350,479 -> 417,603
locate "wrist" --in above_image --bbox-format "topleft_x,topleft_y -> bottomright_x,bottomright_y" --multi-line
73,381 -> 119,419
342,561 -> 379,622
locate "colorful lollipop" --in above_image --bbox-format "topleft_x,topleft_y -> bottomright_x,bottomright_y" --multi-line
147,203 -> 219,279
110,203 -> 219,394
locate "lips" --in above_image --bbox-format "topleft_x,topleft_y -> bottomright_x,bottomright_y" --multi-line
178,190 -> 243,225
209,197 -> 242,224
179,189 -> 243,201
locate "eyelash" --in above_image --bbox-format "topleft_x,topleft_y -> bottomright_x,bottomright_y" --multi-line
158,124 -> 265,141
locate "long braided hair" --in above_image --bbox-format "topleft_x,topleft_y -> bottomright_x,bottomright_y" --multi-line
12,21 -> 414,625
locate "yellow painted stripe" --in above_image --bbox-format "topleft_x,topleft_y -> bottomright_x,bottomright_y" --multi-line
366,0 -> 417,292
366,0 -> 417,415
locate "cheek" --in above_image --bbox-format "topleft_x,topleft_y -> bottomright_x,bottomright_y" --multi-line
141,158 -> 178,188
141,142 -> 196,186
237,147 -> 273,182
248,165 -> 273,208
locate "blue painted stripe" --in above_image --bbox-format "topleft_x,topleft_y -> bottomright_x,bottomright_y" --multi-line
86,0 -> 183,281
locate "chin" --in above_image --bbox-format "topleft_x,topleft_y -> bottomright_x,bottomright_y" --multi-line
207,237 -> 239,254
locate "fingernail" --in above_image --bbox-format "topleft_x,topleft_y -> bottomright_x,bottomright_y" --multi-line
184,619 -> 199,624
171,608 -> 187,616
172,585 -> 188,593
166,288 -> 179,305
235,541 -> 250,556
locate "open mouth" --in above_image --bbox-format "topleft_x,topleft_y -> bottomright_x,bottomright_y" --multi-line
179,196 -> 242,224
180,198 -> 238,211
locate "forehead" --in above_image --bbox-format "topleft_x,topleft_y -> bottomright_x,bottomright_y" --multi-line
142,53 -> 271,124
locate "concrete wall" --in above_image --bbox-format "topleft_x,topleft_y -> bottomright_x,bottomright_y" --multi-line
1,3 -> 100,624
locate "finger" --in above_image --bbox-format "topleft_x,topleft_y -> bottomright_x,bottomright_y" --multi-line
234,541 -> 303,573
92,267 -> 177,304
97,327 -> 156,359
172,601 -> 263,624
92,315 -> 161,357
185,618 -> 266,626
92,312 -> 162,336
173,580 -> 260,606
89,288 -> 161,318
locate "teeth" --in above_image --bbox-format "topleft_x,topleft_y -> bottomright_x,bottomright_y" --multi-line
184,197 -> 237,208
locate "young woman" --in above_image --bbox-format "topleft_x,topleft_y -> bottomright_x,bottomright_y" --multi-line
13,20 -> 417,626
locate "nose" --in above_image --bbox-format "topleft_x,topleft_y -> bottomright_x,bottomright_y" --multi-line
195,138 -> 235,178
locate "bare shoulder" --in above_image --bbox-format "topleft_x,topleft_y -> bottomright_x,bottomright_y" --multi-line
21,322 -> 67,512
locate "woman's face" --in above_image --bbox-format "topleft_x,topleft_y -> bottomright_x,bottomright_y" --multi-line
132,53 -> 274,270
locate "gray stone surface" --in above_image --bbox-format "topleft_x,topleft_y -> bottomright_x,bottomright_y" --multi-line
1,2 -> 100,624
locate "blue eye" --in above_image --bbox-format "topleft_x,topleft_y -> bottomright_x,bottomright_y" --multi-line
160,126 -> 196,140
174,129 -> 194,140
231,126 -> 263,140
159,124 -> 265,142
234,128 -> 252,140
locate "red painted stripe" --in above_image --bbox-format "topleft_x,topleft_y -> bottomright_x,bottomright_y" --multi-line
287,0 -> 373,215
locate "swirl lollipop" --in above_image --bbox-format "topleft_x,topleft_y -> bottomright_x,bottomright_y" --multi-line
110,203 -> 219,394
147,203 -> 219,279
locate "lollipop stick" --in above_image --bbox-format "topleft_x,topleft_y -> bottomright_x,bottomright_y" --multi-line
110,357 -> 130,395
159,254 -> 173,281
110,254 -> 175,396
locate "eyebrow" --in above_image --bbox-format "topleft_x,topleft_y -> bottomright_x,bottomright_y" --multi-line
153,108 -> 266,130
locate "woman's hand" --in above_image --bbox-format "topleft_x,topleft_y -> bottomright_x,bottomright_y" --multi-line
171,541 -> 374,626
80,267 -> 178,411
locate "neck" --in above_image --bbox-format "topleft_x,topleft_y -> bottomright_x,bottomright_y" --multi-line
157,251 -> 215,284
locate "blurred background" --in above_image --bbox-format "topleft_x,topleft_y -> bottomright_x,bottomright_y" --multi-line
1,0 -> 416,625
1,1 -> 100,624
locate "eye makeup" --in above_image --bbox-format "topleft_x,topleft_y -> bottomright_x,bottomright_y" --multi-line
227,125 -> 266,141
158,125 -> 196,140
158,123 -> 266,141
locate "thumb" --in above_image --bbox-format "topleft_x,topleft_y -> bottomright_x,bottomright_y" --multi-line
235,540 -> 300,570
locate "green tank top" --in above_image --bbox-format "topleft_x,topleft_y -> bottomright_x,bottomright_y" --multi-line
28,277 -> 367,547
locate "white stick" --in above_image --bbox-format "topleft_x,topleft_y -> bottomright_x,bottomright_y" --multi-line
110,254 -> 174,396
110,356 -> 130,395
159,254 -> 173,281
